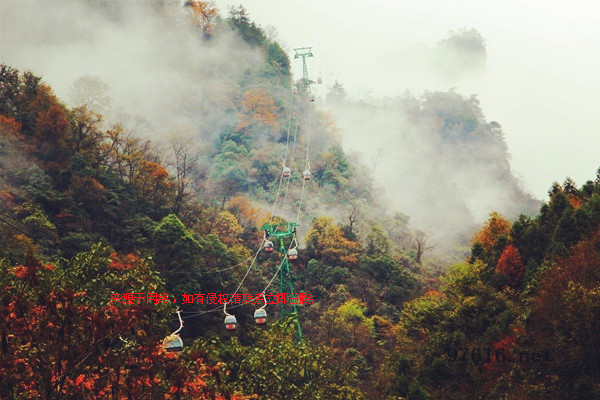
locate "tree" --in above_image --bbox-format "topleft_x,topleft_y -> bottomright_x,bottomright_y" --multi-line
184,0 -> 218,38
399,261 -> 517,399
152,214 -> 203,275
471,211 -> 511,254
227,5 -> 267,47
65,106 -> 104,164
0,244 -> 244,399
31,86 -> 70,161
68,75 -> 111,116
413,230 -> 433,264
212,210 -> 243,247
495,244 -> 525,286
340,199 -> 366,241
306,217 -> 361,267
326,81 -> 347,105
169,130 -> 199,214
226,195 -> 268,234
527,228 -> 600,398
365,225 -> 391,256
236,88 -> 280,132
201,317 -> 366,400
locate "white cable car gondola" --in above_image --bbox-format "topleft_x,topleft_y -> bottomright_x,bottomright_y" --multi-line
162,310 -> 184,353
303,169 -> 311,181
283,166 -> 291,178
224,302 -> 237,330
264,240 -> 274,253
287,248 -> 298,261
225,315 -> 237,330
254,294 -> 267,325
292,86 -> 298,95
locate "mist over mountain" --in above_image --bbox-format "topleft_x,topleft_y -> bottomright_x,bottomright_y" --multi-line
327,88 -> 540,246
1,1 -> 538,253
1,0 -> 266,139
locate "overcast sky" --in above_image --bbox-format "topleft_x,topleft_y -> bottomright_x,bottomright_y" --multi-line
215,0 -> 600,199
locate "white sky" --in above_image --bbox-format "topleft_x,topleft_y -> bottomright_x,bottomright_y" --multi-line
216,0 -> 600,199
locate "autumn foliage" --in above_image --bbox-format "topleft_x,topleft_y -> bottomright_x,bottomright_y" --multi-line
471,211 -> 511,253
306,217 -> 362,267
236,88 -> 280,132
0,245 -> 250,399
495,244 -> 525,285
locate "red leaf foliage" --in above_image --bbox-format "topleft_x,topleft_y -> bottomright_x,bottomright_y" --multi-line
496,244 -> 526,286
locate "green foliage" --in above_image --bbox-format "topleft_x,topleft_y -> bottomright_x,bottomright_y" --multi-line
152,214 -> 204,293
228,5 -> 267,47
266,42 -> 291,81
315,144 -> 353,190
200,317 -> 366,400
21,208 -> 57,249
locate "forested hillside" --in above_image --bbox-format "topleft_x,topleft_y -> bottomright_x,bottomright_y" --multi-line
1,1 -> 599,399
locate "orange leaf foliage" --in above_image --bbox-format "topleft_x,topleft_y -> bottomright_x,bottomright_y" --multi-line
226,195 -> 268,229
109,252 -> 141,270
236,88 -> 280,132
187,0 -> 218,34
13,265 -> 28,279
0,115 -> 23,137
471,211 -> 511,253
306,217 -> 361,267
213,211 -> 243,247
75,374 -> 85,386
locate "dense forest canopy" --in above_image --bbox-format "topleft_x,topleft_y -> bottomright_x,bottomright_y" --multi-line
1,1 -> 599,399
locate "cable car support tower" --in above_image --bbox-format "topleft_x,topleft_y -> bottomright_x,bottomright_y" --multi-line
256,47 -> 318,347
261,222 -> 303,344
294,47 -> 315,96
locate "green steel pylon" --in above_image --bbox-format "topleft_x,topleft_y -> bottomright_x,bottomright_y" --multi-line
261,222 -> 303,344
293,47 -> 314,94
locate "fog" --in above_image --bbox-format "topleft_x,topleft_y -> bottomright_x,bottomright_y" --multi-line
1,0 -> 264,140
325,91 -> 540,245
214,0 -> 600,200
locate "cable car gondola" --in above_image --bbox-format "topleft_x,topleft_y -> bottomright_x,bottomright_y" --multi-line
287,248 -> 298,261
162,310 -> 184,353
254,308 -> 267,324
254,294 -> 267,325
283,166 -> 291,178
225,315 -> 237,330
224,302 -> 237,330
303,169 -> 311,181
163,334 -> 183,353
264,240 -> 274,253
